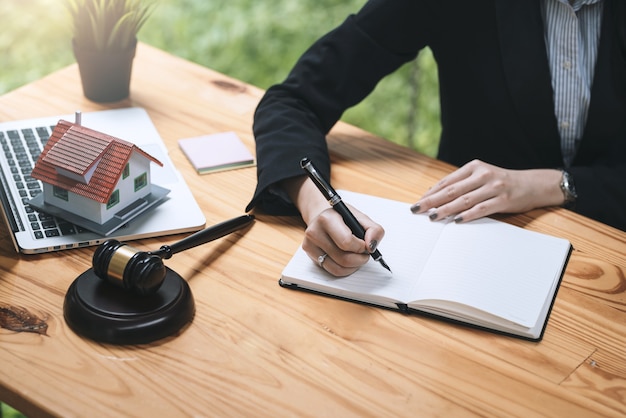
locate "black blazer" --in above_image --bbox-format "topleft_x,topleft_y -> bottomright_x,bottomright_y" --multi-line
247,0 -> 626,231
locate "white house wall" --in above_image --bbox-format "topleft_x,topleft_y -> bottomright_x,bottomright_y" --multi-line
42,183 -> 102,222
41,154 -> 154,225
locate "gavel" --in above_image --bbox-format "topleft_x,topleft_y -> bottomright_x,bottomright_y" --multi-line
92,214 -> 255,295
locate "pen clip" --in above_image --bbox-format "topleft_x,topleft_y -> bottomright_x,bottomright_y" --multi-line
300,158 -> 340,205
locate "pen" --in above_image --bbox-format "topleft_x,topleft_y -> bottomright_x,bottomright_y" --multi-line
300,157 -> 391,273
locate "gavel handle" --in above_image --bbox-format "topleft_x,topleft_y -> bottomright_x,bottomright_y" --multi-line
150,214 -> 255,259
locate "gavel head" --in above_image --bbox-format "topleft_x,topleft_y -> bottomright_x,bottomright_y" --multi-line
92,239 -> 166,295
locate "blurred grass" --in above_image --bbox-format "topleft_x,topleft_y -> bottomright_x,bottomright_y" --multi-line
1,402 -> 25,418
1,0 -> 440,156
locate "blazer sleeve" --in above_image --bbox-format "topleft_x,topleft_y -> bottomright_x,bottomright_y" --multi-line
570,167 -> 626,231
567,2 -> 626,232
246,0 -> 430,214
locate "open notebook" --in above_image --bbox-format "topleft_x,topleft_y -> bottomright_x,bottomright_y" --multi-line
280,191 -> 572,341
0,107 -> 206,254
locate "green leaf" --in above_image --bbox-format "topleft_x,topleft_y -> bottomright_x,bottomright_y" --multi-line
67,0 -> 154,51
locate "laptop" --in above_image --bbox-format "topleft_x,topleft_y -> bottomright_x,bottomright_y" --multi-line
0,107 -> 206,254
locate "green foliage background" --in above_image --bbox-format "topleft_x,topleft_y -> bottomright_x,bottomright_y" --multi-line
1,0 -> 441,157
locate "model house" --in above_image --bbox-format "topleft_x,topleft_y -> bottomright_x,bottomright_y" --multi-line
29,116 -> 169,235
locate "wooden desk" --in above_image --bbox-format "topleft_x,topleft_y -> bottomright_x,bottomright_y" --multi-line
0,43 -> 624,418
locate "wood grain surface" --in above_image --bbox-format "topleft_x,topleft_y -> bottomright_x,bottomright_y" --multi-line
0,43 -> 624,418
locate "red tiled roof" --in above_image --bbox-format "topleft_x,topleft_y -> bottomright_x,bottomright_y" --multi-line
42,126 -> 112,178
31,120 -> 163,203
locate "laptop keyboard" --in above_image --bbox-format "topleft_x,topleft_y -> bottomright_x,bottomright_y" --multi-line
0,126 -> 86,239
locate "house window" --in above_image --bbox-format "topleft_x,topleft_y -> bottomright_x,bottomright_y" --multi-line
122,163 -> 130,179
53,186 -> 69,201
134,172 -> 148,192
107,190 -> 120,209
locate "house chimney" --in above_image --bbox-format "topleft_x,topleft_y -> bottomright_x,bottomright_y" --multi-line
75,111 -> 82,126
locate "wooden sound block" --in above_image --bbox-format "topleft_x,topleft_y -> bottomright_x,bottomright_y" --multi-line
64,267 -> 195,345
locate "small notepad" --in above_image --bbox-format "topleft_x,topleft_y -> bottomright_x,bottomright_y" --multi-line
178,132 -> 255,174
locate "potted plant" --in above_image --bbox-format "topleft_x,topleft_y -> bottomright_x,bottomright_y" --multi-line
67,0 -> 154,102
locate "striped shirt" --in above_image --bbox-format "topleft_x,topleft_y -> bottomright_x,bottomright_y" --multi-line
541,0 -> 604,167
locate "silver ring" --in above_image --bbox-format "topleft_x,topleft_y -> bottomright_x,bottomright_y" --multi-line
317,253 -> 328,268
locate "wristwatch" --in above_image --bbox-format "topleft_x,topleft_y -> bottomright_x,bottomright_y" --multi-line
559,170 -> 577,208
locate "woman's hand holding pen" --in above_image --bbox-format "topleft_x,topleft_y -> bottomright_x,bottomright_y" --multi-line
303,204 -> 383,276
281,176 -> 385,277
411,159 -> 565,223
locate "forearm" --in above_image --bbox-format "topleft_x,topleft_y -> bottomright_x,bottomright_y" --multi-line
247,3 -> 422,214
526,168 -> 565,209
280,176 -> 329,225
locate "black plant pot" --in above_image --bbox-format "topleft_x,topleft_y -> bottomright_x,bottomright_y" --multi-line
73,39 -> 137,103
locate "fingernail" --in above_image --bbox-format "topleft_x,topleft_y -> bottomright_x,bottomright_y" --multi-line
410,203 -> 421,213
428,208 -> 438,221
369,239 -> 378,252
454,215 -> 463,223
